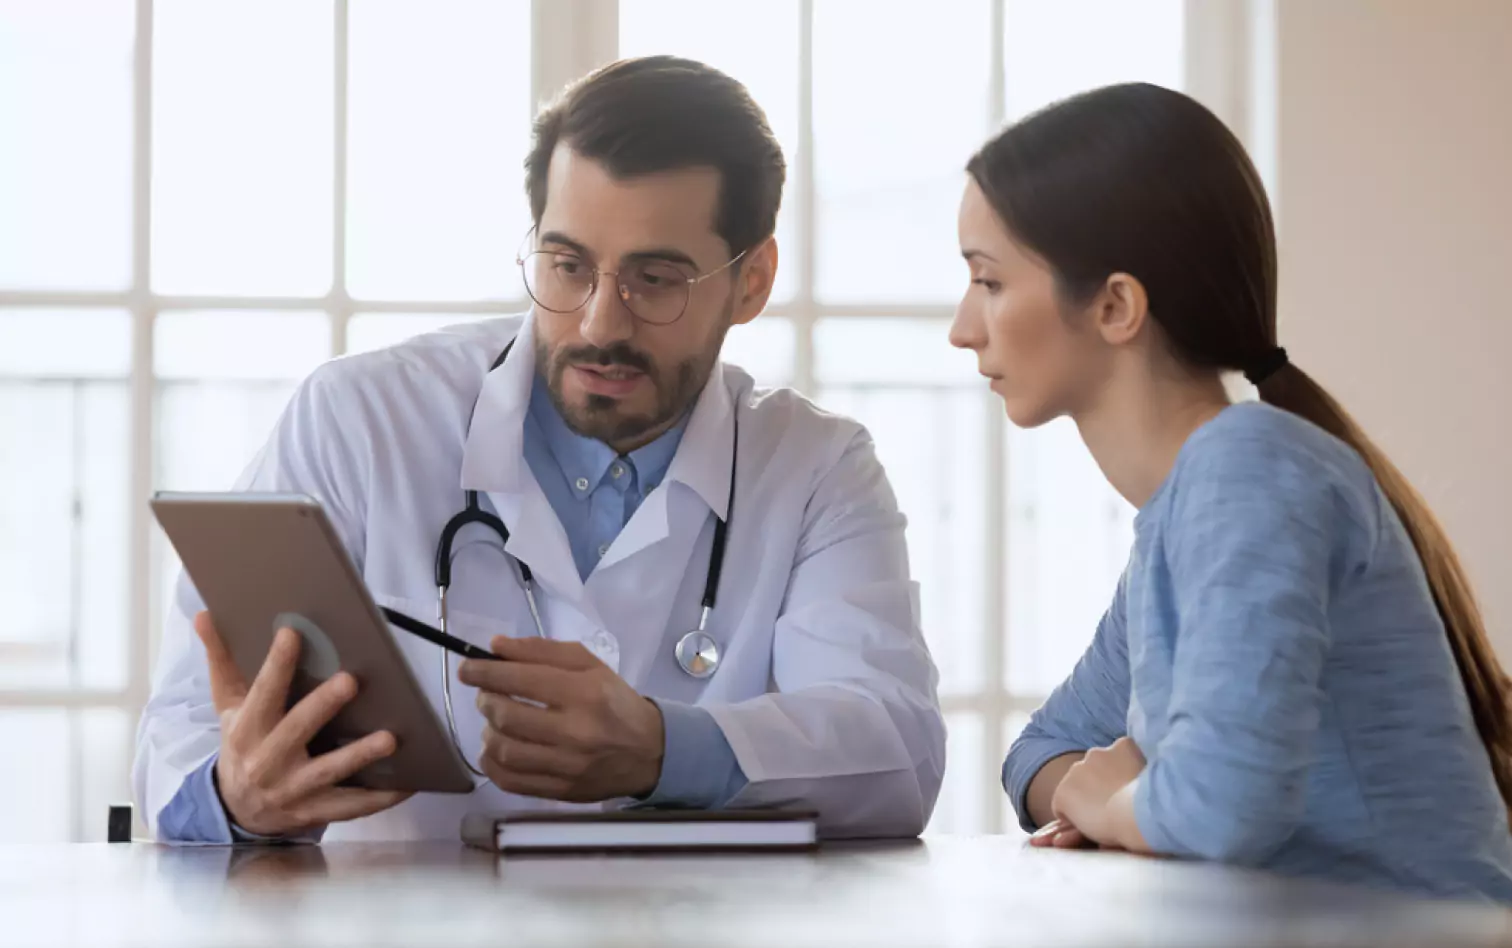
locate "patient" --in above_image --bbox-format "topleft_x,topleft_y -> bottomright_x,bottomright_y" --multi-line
950,81 -> 1512,902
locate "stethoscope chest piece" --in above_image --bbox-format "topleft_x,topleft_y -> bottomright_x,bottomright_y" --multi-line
675,629 -> 721,679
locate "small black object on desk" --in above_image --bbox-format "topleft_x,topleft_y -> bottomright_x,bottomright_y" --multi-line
107,804 -> 132,843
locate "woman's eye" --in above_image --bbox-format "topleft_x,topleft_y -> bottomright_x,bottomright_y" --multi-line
972,278 -> 1001,293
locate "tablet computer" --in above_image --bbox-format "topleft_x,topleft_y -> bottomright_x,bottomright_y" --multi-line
150,490 -> 475,794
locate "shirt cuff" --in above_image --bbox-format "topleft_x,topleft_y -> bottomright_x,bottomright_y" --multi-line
1002,737 -> 1088,834
637,699 -> 748,809
155,754 -> 236,844
156,753 -> 307,844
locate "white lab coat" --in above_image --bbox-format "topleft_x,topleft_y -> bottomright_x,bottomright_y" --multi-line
133,312 -> 946,841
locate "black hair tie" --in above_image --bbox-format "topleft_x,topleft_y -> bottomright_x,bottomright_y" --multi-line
1244,347 -> 1289,386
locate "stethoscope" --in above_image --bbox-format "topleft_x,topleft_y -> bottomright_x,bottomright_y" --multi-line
435,339 -> 737,776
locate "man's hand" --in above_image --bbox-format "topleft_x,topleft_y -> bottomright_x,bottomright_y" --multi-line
457,636 -> 665,802
196,611 -> 412,837
1049,736 -> 1149,851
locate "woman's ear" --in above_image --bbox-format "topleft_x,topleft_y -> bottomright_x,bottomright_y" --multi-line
1091,272 -> 1149,346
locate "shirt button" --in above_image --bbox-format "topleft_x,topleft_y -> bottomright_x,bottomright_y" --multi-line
597,543 -> 609,558
574,477 -> 589,492
611,463 -> 625,480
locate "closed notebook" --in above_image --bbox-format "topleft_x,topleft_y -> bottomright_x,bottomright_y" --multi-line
461,809 -> 820,854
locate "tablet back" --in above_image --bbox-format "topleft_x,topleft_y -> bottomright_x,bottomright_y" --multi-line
151,490 -> 475,794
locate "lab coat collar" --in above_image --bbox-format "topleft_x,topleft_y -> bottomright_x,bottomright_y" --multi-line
664,360 -> 735,521
458,315 -> 535,495
455,314 -> 588,605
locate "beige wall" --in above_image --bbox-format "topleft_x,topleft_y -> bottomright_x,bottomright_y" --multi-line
1270,0 -> 1512,652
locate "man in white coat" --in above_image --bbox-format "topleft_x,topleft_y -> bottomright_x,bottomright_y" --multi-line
134,55 -> 945,843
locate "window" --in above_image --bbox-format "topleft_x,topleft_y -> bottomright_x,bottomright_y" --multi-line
1,0 -> 1187,841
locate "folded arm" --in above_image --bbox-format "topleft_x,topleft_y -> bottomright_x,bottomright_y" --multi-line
1003,575 -> 1133,833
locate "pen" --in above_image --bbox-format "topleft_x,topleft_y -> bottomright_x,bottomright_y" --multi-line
379,606 -> 502,661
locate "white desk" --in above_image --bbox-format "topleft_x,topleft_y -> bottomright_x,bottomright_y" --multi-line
3,836 -> 1509,947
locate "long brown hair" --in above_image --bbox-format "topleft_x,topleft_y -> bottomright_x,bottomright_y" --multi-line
967,82 -> 1512,816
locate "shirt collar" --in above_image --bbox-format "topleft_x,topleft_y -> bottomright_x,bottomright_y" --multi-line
527,370 -> 687,497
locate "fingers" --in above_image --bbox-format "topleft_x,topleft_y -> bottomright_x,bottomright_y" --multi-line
287,787 -> 413,829
264,672 -> 360,760
278,729 -> 399,804
195,611 -> 249,715
1030,818 -> 1089,850
479,755 -> 575,801
1030,819 -> 1068,848
480,728 -> 579,777
485,635 -> 600,671
457,658 -> 576,707
475,692 -> 562,745
242,627 -> 302,735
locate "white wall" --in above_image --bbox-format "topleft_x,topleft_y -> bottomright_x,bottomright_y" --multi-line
1267,0 -> 1512,653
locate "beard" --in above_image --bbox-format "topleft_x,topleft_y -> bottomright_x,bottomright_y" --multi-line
535,320 -> 728,449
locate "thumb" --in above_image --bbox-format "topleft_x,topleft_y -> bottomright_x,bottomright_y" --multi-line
194,610 -> 249,715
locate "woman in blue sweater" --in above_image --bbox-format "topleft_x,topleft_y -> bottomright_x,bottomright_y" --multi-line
950,82 -> 1512,902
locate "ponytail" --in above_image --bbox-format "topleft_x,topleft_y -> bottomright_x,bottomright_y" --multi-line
1257,363 -> 1512,822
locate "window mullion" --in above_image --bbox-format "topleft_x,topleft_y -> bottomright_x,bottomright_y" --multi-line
981,0 -> 1008,836
331,0 -> 351,356
794,0 -> 816,395
125,0 -> 157,841
534,0 -> 618,108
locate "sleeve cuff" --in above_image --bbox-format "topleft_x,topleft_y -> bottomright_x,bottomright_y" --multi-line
637,699 -> 748,809
155,754 -> 235,844
1002,738 -> 1088,834
157,754 -> 310,845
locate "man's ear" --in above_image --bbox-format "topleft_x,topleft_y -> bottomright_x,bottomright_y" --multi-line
1091,272 -> 1149,346
731,237 -> 778,326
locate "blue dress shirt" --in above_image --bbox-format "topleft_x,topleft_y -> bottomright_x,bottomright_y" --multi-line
156,371 -> 747,842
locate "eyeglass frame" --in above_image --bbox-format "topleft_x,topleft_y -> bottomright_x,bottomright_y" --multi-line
515,227 -> 750,326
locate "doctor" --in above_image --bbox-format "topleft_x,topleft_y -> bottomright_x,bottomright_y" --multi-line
133,55 -> 946,843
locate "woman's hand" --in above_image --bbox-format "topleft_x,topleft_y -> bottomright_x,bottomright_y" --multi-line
1048,736 -> 1149,851
1029,818 -> 1135,852
1029,818 -> 1092,849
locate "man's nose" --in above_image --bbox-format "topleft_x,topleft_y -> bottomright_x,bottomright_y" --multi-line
579,274 -> 636,349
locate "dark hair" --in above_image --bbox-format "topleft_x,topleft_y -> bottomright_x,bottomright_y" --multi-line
526,55 -> 786,257
968,81 -> 1512,819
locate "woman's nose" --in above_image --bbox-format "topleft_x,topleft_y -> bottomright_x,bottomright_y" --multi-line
948,303 -> 983,351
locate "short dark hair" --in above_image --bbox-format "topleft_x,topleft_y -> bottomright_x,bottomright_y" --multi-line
525,55 -> 786,257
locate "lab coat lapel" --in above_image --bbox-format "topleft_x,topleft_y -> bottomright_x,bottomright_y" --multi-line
458,314 -> 583,603
666,360 -> 735,519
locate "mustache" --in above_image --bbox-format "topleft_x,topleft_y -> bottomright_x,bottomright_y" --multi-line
557,342 -> 655,375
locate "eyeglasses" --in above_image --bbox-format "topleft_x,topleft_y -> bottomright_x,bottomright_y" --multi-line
516,230 -> 747,326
